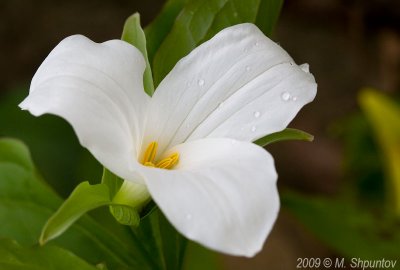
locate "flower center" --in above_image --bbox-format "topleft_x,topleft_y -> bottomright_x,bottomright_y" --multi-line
141,141 -> 179,169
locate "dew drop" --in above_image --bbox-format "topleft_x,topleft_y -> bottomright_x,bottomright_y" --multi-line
246,66 -> 251,71
292,96 -> 298,101
251,126 -> 257,132
198,79 -> 205,86
254,111 -> 261,118
281,91 -> 291,101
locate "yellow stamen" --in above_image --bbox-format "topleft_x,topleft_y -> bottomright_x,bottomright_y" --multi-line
142,142 -> 179,170
156,153 -> 180,169
144,161 -> 155,167
142,141 -> 158,164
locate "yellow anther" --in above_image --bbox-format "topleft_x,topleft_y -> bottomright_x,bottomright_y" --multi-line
142,141 -> 158,164
144,161 -> 155,167
156,153 -> 179,169
141,142 -> 179,170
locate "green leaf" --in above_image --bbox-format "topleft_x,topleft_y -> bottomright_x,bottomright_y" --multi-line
0,238 -> 98,270
0,138 -> 150,269
101,168 -> 123,199
101,169 -> 143,225
182,242 -> 221,270
130,209 -> 188,270
39,182 -> 111,245
158,212 -> 187,270
145,0 -> 189,65
150,0 -> 284,86
255,0 -> 283,36
0,87 -> 102,198
359,89 -> 400,216
0,138 -> 33,171
283,191 -> 400,259
254,128 -> 314,146
109,205 -> 140,227
122,13 -> 155,96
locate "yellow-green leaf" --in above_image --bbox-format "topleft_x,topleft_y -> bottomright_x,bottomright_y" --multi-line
359,88 -> 400,216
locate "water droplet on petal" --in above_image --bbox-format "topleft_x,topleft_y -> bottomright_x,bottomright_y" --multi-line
281,92 -> 291,101
251,126 -> 257,132
292,96 -> 298,101
254,111 -> 261,118
246,66 -> 251,71
186,214 -> 192,220
198,79 -> 205,86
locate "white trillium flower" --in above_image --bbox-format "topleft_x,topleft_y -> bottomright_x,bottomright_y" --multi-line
19,23 -> 317,257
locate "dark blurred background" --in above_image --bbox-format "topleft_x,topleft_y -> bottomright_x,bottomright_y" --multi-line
1,0 -> 400,269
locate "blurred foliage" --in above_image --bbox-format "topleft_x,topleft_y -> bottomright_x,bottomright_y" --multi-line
359,89 -> 400,216
283,192 -> 400,260
334,113 -> 385,207
283,88 -> 400,260
0,238 -> 98,270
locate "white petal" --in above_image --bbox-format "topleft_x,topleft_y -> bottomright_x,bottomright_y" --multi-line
144,23 -> 317,155
19,35 -> 149,181
138,138 -> 279,257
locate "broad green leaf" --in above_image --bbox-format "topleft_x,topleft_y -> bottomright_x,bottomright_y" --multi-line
182,242 -> 221,270
0,87 -> 102,197
145,0 -> 189,65
158,213 -> 188,270
131,211 -> 166,270
0,138 -> 33,171
254,128 -> 314,146
255,0 -> 283,36
40,180 -> 144,245
283,191 -> 400,259
39,182 -> 111,245
101,168 -> 123,199
150,0 -> 284,86
359,89 -> 400,216
0,238 -> 98,270
122,13 -> 154,96
130,209 -> 188,270
0,138 -> 150,269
